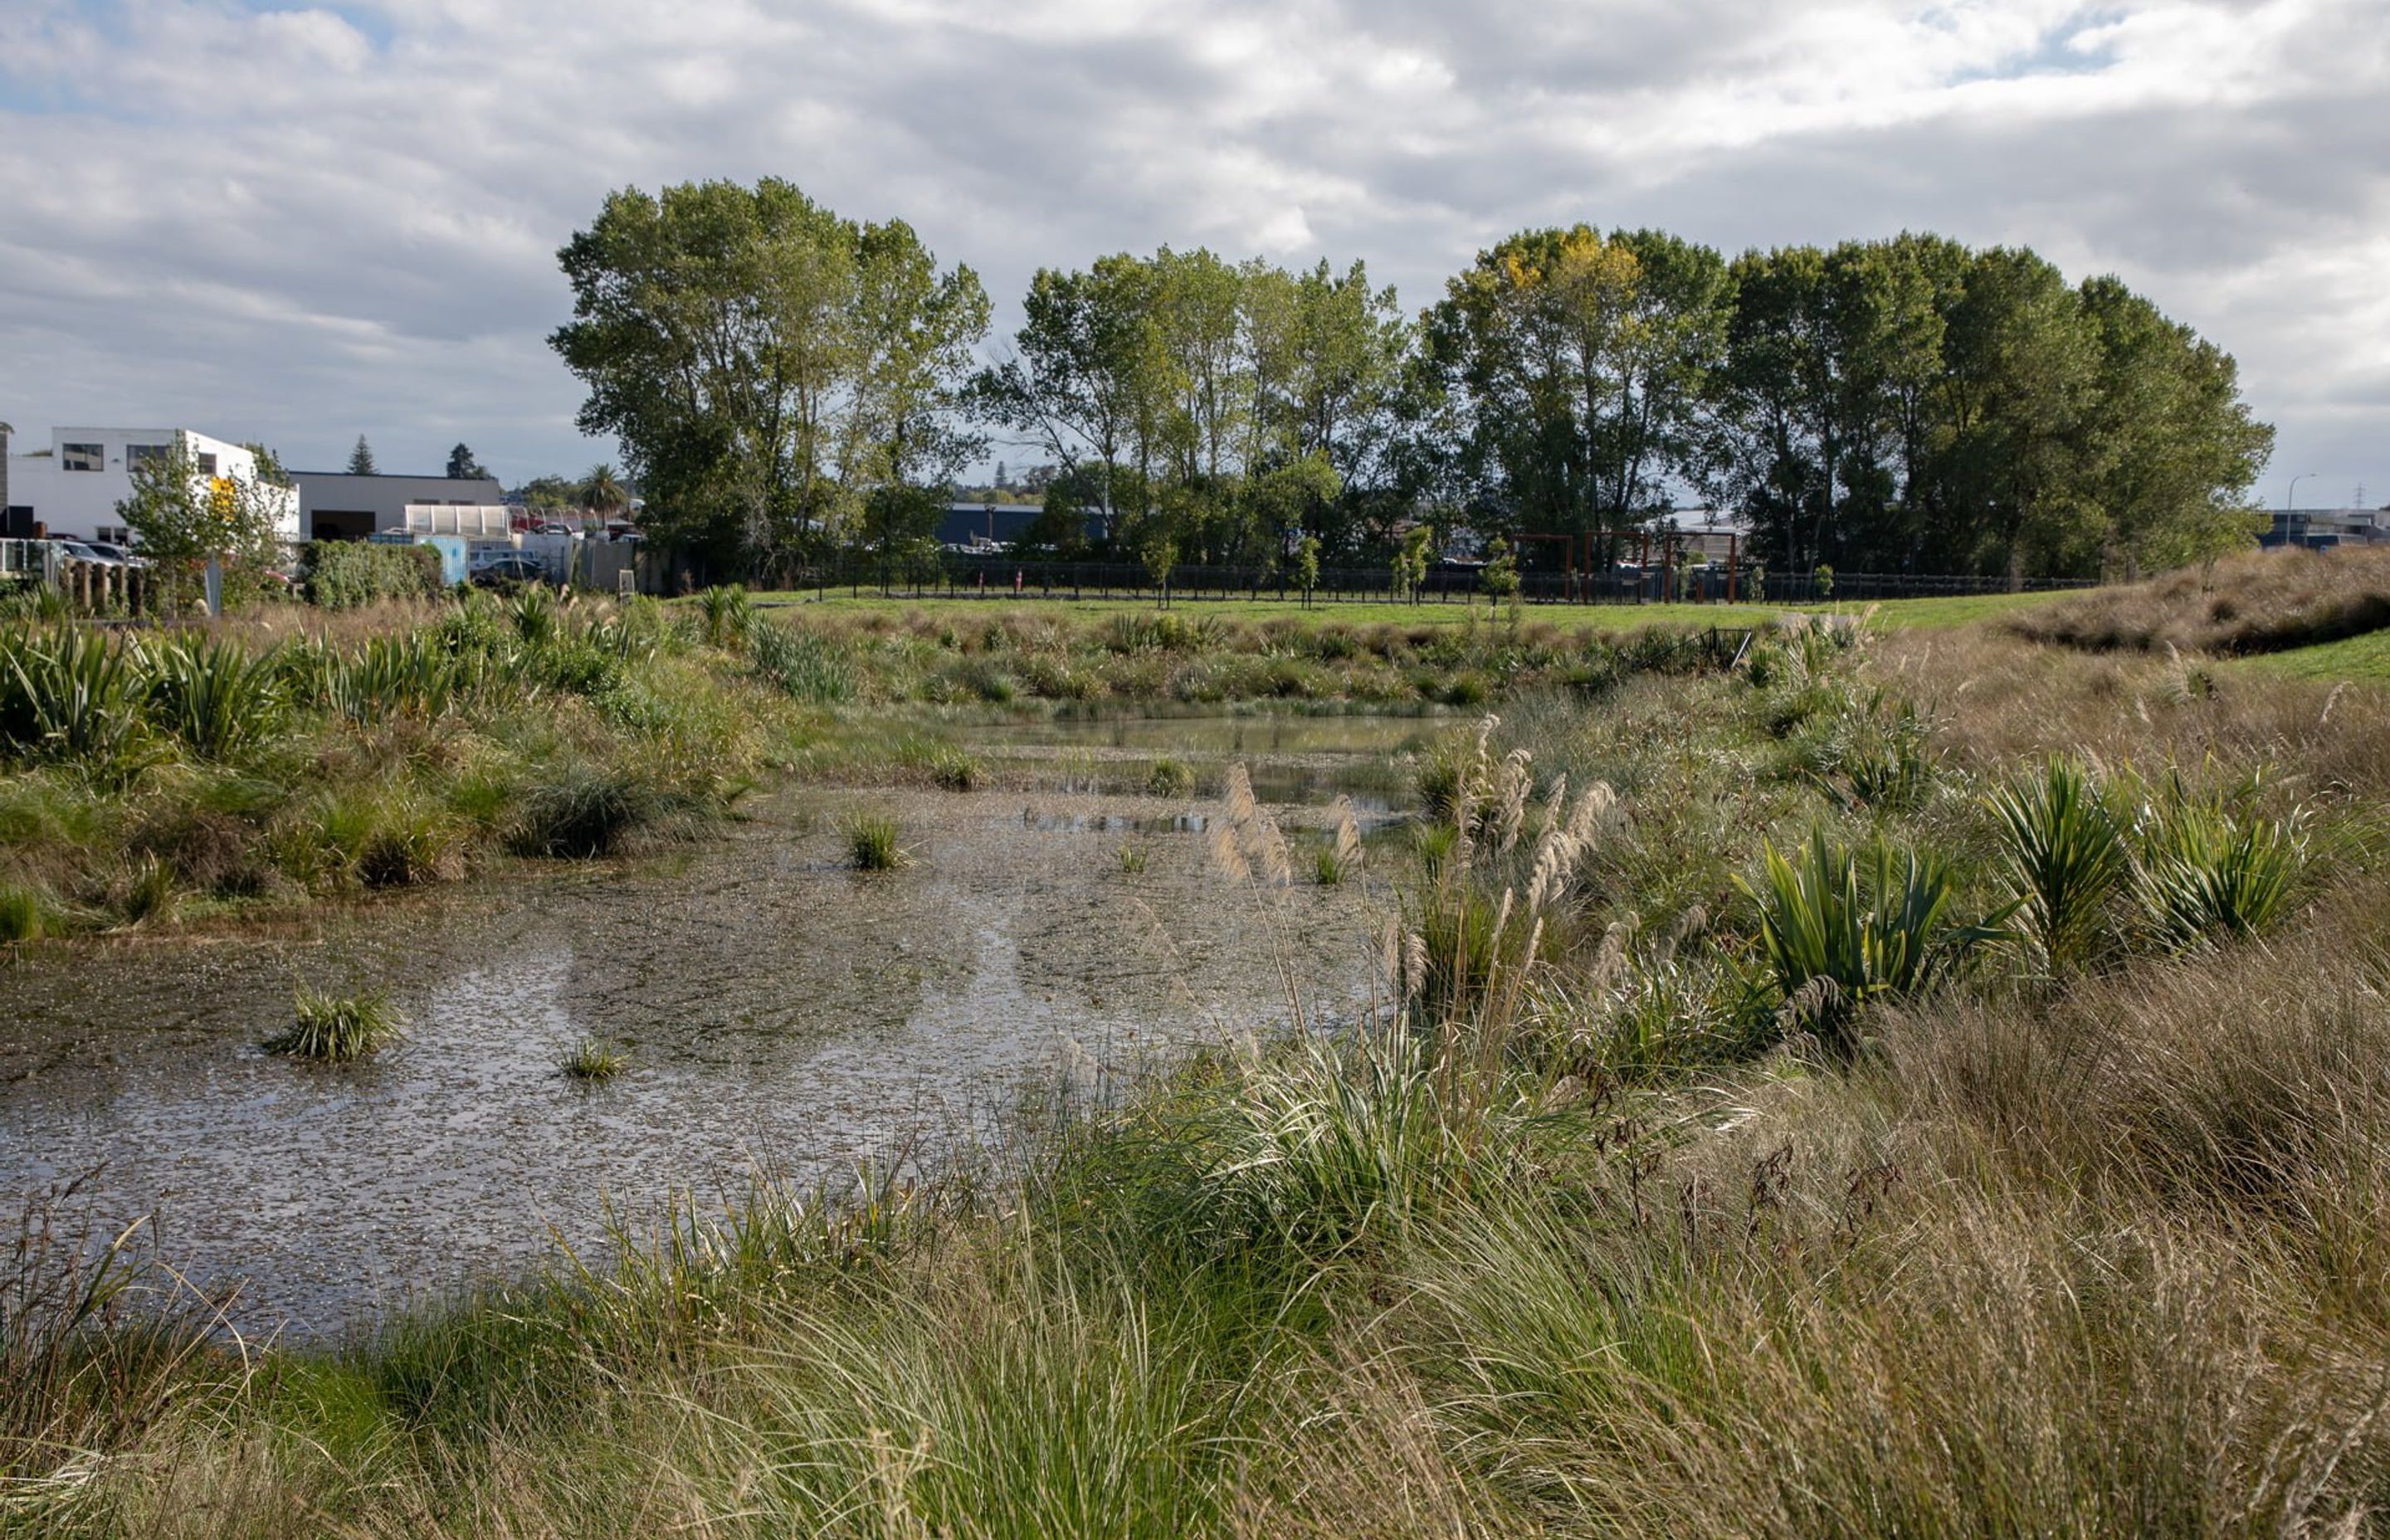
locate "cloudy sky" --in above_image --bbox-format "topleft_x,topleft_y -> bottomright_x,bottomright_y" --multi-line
2,0 -> 2383,504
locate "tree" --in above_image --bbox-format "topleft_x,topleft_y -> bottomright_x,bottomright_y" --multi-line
971,256 -> 1172,544
1425,226 -> 1729,552
517,475 -> 579,510
1140,530 -> 1178,607
1292,534 -> 1322,608
552,178 -> 988,578
347,435 -> 378,476
446,443 -> 485,480
579,464 -> 630,521
116,440 -> 288,612
1393,524 -> 1433,602
2076,275 -> 2273,579
1480,536 -> 1519,607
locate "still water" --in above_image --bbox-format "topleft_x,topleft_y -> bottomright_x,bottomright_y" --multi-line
0,716 -> 1422,1338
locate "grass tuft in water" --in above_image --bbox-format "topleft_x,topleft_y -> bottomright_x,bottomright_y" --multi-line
847,812 -> 910,871
562,1038 -> 626,1082
1117,843 -> 1150,875
265,986 -> 401,1061
1145,757 -> 1195,797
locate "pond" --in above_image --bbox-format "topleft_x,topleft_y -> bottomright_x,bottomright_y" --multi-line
0,714 -> 1429,1338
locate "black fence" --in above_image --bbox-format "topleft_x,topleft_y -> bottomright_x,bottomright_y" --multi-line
773,553 -> 2100,607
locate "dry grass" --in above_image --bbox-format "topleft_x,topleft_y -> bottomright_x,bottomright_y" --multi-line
12,597 -> 2390,1537
2007,545 -> 2390,655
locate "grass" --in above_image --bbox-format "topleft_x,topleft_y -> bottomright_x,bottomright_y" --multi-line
740,590 -> 2064,632
846,811 -> 909,870
14,571 -> 2390,1536
561,1038 -> 626,1082
2010,545 -> 2390,655
2237,626 -> 2390,681
261,986 -> 401,1061
0,593 -> 793,934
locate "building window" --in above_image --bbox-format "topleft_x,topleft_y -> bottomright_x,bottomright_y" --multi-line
197,453 -> 218,475
96,525 -> 131,546
125,443 -> 168,471
61,443 -> 103,471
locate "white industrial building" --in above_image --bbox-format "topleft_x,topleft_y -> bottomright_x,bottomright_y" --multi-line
292,470 -> 505,541
2,426 -> 300,545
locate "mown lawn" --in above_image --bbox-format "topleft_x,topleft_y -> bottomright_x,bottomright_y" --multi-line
741,588 -> 2070,632
2235,627 -> 2390,683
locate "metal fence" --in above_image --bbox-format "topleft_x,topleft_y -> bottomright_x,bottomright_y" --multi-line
772,553 -> 2100,607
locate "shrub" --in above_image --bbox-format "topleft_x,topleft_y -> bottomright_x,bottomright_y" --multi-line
300,541 -> 442,609
2130,777 -> 2305,948
0,625 -> 151,769
697,585 -> 754,649
1739,831 -> 2007,1048
265,986 -> 401,1060
1989,757 -> 2129,972
511,766 -> 672,858
148,635 -> 283,758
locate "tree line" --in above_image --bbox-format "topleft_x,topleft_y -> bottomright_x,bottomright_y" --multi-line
551,178 -> 2274,586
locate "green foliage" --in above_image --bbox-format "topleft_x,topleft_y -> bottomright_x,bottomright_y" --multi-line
562,1038 -> 626,1082
1739,831 -> 2004,1047
346,435 -> 378,476
2130,777 -> 2305,948
846,811 -> 908,870
1144,757 -> 1195,797
0,625 -> 151,770
1116,843 -> 1149,875
696,585 -> 753,650
510,766 -> 676,858
148,636 -> 283,758
1988,757 -> 2129,971
302,541 -> 444,609
755,621 -> 860,703
266,986 -> 401,1060
0,883 -> 41,943
552,178 -> 990,571
116,438 -> 287,589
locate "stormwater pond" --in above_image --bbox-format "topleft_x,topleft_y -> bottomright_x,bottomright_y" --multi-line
0,712 -> 1437,1338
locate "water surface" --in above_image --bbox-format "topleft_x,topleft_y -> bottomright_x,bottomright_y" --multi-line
0,716 -> 1412,1337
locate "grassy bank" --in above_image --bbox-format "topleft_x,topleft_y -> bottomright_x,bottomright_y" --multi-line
8,569 -> 2388,1535
0,590 -> 802,939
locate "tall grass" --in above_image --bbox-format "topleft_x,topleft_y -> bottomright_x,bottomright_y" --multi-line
749,619 -> 859,704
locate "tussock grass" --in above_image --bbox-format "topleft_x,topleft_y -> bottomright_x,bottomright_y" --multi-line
2011,544 -> 2390,655
263,986 -> 400,1060
846,812 -> 909,870
561,1038 -> 626,1082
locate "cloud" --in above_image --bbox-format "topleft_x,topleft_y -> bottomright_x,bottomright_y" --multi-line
0,0 -> 2381,503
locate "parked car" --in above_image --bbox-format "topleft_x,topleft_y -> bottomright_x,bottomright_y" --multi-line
533,522 -> 578,538
85,540 -> 147,568
469,553 -> 548,587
